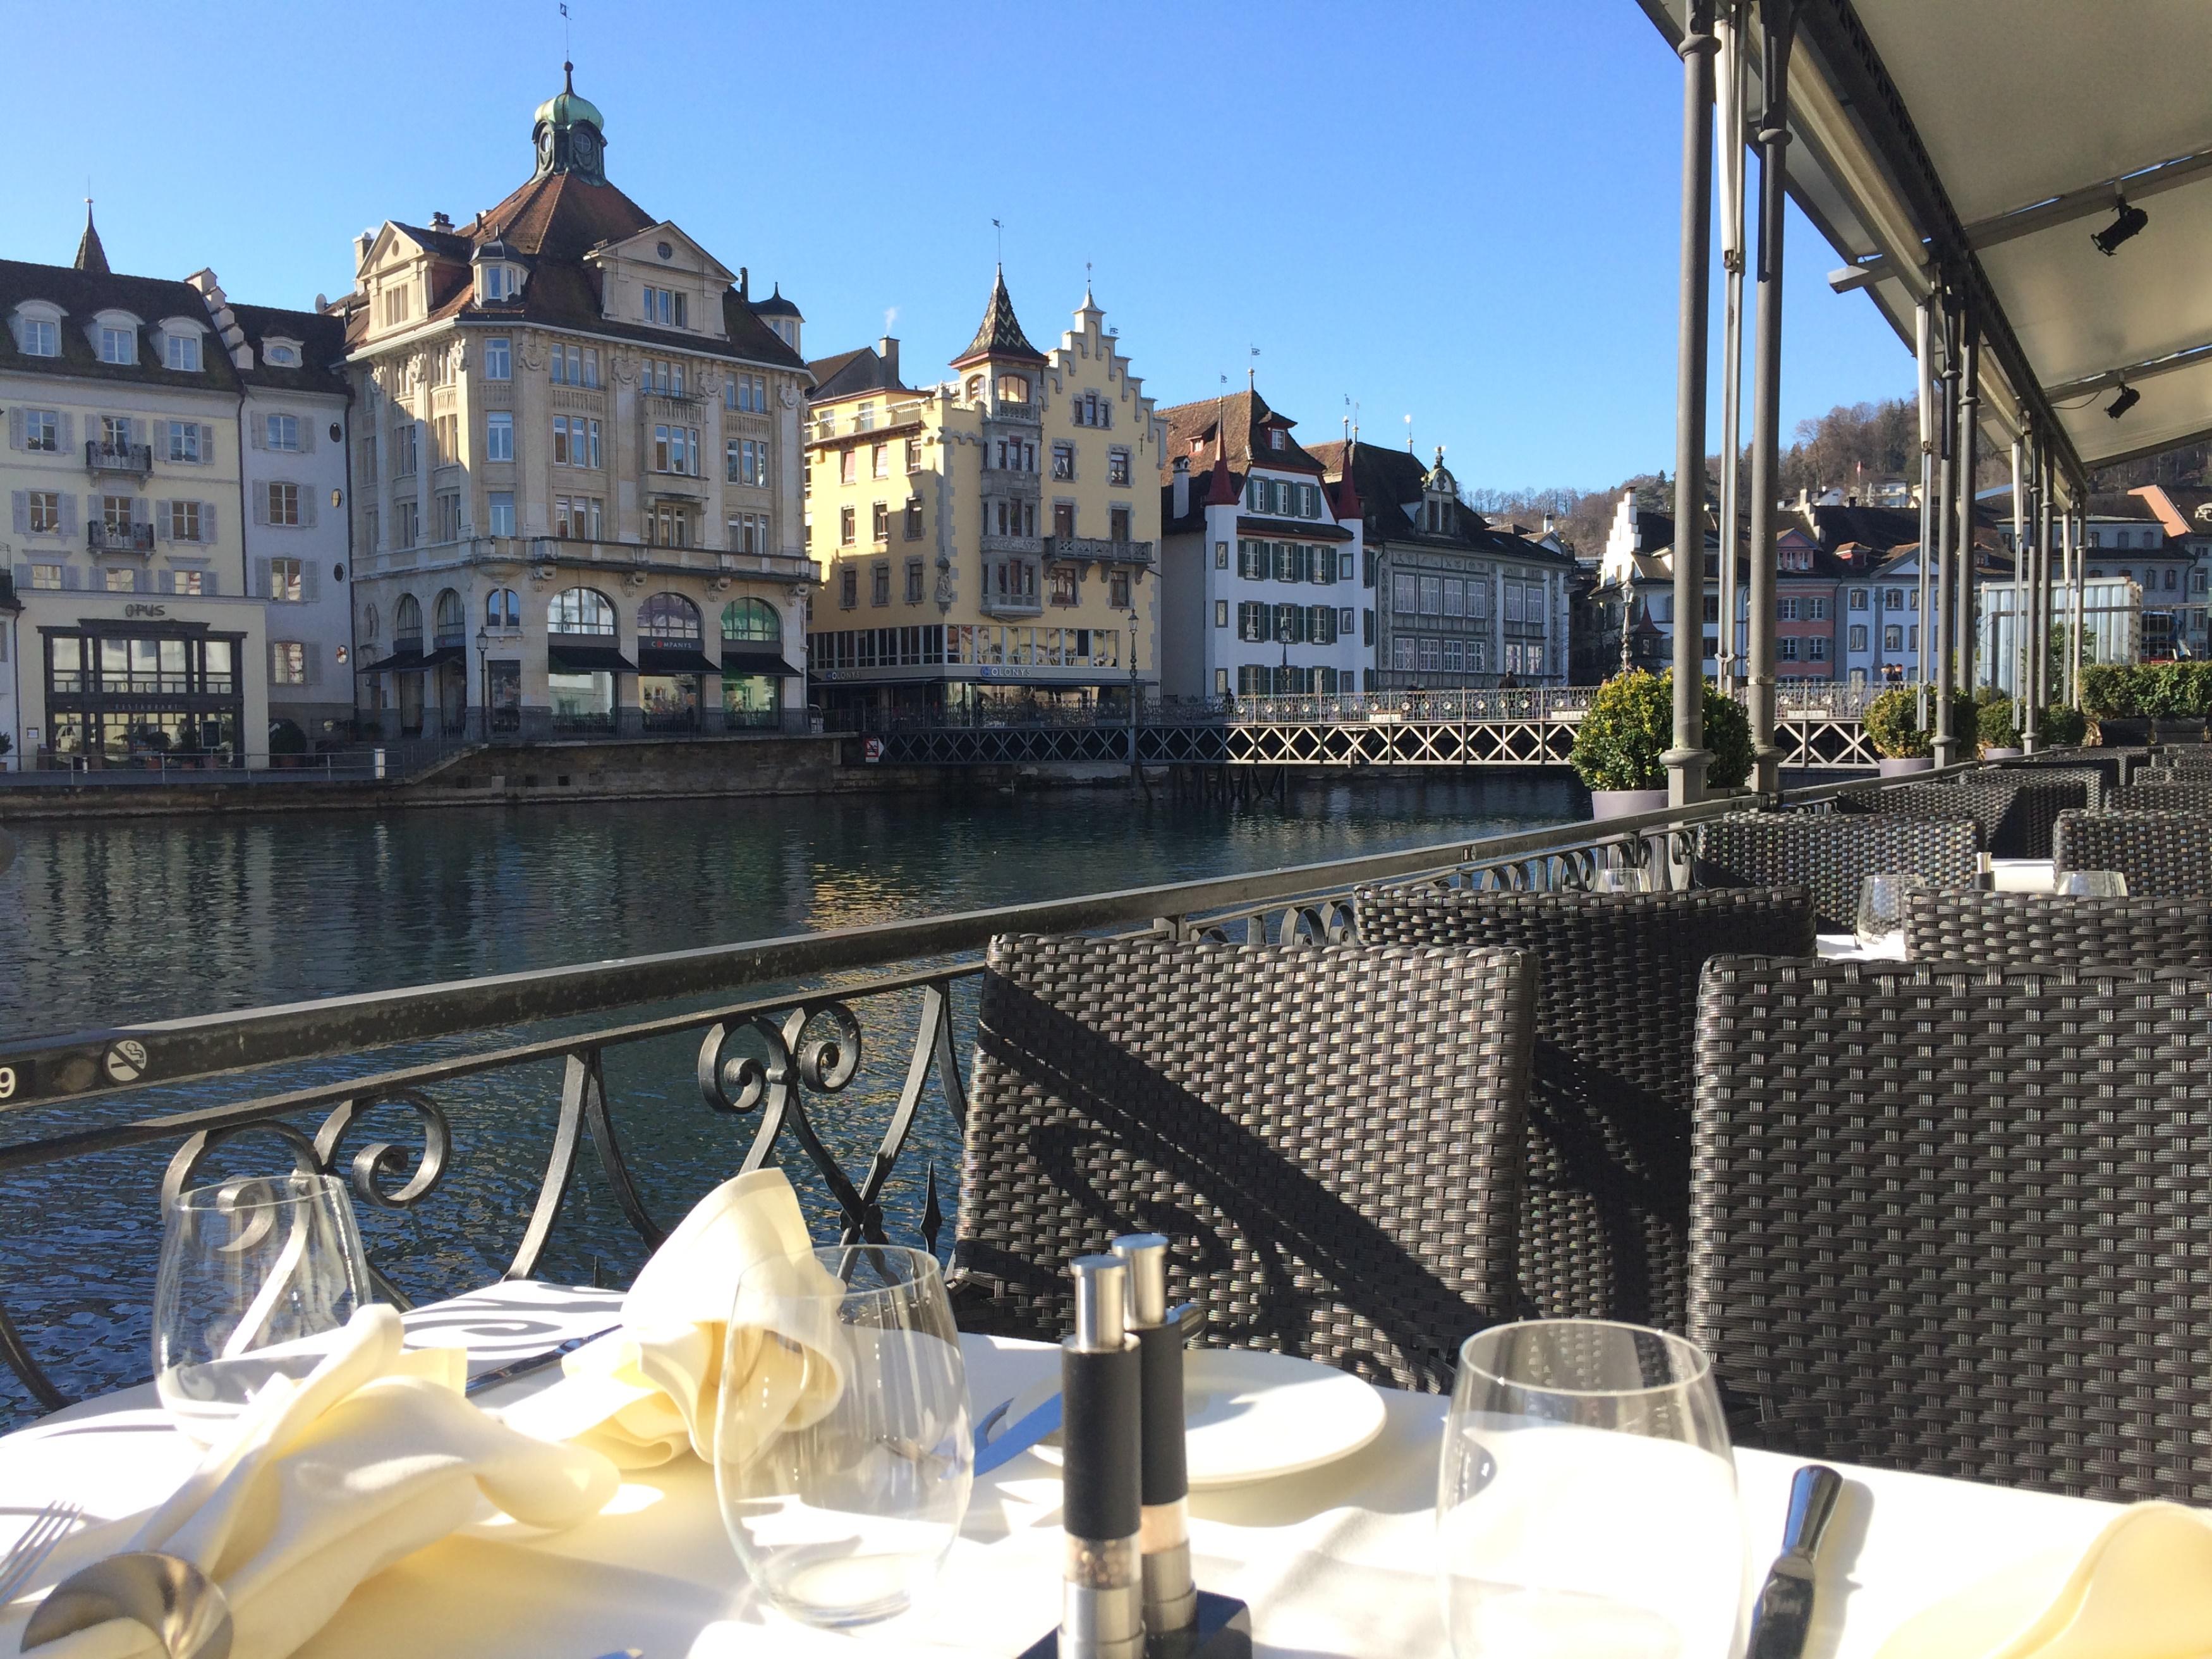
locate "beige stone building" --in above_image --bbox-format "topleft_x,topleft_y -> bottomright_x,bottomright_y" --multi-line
339,68 -> 815,739
802,274 -> 1162,721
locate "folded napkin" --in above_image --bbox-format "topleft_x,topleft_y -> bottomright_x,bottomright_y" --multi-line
0,1303 -> 616,1659
1876,1500 -> 2212,1659
501,1167 -> 847,1470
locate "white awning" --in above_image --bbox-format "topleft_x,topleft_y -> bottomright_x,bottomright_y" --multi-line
1638,0 -> 2212,482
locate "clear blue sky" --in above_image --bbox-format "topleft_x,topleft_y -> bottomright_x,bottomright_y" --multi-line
0,0 -> 1909,496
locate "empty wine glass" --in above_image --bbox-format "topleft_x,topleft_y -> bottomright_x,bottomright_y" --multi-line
2055,869 -> 2127,897
1853,871 -> 1925,956
1437,1320 -> 1742,1658
715,1244 -> 972,1627
1589,865 -> 1647,894
154,1172 -> 374,1441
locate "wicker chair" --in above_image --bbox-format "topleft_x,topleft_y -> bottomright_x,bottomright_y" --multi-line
1694,813 -> 1981,932
1995,756 -> 2112,805
2109,781 -> 2212,813
1904,887 -> 2212,969
2054,808 -> 2212,897
1353,885 -> 1814,1332
1840,777 -> 2083,858
1691,957 -> 2212,1504
951,933 -> 1537,1392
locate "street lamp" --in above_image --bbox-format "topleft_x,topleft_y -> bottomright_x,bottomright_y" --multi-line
475,626 -> 489,741
1277,612 -> 1294,702
1126,605 -> 1141,774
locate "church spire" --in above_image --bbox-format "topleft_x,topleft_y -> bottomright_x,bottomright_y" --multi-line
74,200 -> 109,277
532,61 -> 608,184
951,265 -> 1045,368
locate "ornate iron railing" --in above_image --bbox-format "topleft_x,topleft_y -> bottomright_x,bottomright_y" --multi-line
0,768 -> 1993,1421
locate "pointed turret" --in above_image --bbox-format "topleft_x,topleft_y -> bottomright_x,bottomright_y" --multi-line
74,202 -> 110,277
951,266 -> 1045,368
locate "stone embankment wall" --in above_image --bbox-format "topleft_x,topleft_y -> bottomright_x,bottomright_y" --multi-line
0,737 -> 1023,820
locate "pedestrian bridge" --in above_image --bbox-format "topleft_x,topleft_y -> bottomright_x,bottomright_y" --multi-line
856,686 -> 1885,770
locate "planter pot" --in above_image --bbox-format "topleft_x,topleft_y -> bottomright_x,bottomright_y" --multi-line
2098,717 -> 2153,746
1588,787 -> 1668,820
1877,757 -> 1934,777
2156,718 -> 2210,744
1981,746 -> 2022,760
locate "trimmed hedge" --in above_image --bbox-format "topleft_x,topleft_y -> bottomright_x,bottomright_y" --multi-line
1570,669 -> 1753,791
2080,662 -> 2212,720
1864,685 -> 1981,759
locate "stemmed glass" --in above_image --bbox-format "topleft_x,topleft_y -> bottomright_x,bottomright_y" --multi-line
2055,870 -> 2127,897
1589,866 -> 1648,895
715,1244 -> 972,1627
154,1171 -> 374,1442
1437,1319 -> 1742,1658
1853,871 -> 1926,956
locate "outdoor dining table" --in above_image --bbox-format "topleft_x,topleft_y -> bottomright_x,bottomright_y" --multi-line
0,1280 -> 2132,1659
1816,858 -> 2059,959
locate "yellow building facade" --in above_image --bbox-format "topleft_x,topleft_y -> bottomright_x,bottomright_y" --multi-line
803,275 -> 1162,720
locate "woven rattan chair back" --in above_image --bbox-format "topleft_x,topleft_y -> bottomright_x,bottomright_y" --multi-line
1904,888 -> 2212,968
1839,778 -> 2078,858
1694,813 -> 1981,932
2152,745 -> 2212,774
2110,781 -> 2212,813
1353,884 -> 1814,1332
1691,957 -> 2212,1503
952,934 -> 1537,1392
1994,758 -> 2110,806
2054,808 -> 2212,897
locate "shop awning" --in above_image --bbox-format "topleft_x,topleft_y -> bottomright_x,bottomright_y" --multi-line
547,643 -> 638,675
717,647 -> 800,678
358,644 -> 465,674
635,647 -> 720,675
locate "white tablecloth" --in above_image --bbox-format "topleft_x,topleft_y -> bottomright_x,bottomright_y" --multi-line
0,1282 -> 2127,1658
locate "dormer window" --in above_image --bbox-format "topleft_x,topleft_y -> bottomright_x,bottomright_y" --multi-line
98,324 -> 137,365
14,310 -> 60,356
1268,429 -> 1285,451
644,285 -> 687,328
264,339 -> 300,367
164,332 -> 202,372
480,264 -> 521,303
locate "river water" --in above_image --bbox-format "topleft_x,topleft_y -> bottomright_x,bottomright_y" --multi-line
0,775 -> 1581,1419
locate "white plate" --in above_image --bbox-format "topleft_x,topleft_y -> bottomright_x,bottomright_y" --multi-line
1012,1347 -> 1388,1488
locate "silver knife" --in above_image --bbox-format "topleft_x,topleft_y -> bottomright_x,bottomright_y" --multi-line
463,1326 -> 619,1396
972,1301 -> 1201,1474
1745,1464 -> 1844,1659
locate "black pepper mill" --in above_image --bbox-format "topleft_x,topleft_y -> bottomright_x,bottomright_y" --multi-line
1056,1253 -> 1144,1659
1110,1234 -> 1195,1639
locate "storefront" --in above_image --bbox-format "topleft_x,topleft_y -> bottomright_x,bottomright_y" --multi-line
547,641 -> 633,733
40,619 -> 248,765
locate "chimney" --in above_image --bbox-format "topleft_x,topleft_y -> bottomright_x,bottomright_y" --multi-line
430,211 -> 453,233
1542,511 -> 1556,536
878,336 -> 899,384
1171,456 -> 1191,520
355,229 -> 374,276
1794,486 -> 1811,513
738,265 -> 749,299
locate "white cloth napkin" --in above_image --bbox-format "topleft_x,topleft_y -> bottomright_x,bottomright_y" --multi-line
1875,1500 -> 2212,1658
0,1304 -> 616,1659
500,1167 -> 846,1470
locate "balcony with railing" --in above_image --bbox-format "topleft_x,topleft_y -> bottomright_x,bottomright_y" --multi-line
1045,535 -> 1155,569
984,398 -> 1040,425
83,441 -> 152,477
87,523 -> 155,554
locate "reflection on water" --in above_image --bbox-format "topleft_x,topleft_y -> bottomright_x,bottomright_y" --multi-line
0,775 -> 1581,1421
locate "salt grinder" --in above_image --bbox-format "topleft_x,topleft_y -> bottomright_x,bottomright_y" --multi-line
1110,1234 -> 1196,1639
1059,1254 -> 1144,1659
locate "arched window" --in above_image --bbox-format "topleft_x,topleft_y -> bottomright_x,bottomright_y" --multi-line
965,374 -> 984,401
549,587 -> 617,636
720,598 -> 781,643
996,374 -> 1028,404
639,593 -> 702,643
394,594 -> 422,641
485,588 -> 520,628
434,588 -> 464,633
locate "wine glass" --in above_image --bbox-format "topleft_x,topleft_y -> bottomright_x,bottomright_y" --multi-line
2055,869 -> 2127,897
1853,871 -> 1925,956
715,1244 -> 972,1627
1437,1320 -> 1742,1658
1589,865 -> 1647,895
154,1172 -> 374,1441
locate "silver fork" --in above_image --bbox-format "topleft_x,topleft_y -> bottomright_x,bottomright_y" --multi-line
0,1500 -> 82,1604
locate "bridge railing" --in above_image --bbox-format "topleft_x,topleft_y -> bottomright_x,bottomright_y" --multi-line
0,767 -> 1994,1421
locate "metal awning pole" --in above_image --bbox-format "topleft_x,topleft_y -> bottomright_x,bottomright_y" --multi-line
2027,439 -> 2052,749
1715,0 -> 1748,696
1931,292 -> 1961,766
1914,295 -> 1935,728
1664,0 -> 1718,807
1957,325 -> 1981,705
2008,438 -> 2024,701
1744,0 -> 1796,796
2068,502 -> 2084,708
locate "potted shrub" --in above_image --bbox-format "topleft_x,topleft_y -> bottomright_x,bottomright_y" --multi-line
1866,686 -> 1933,774
2039,705 -> 2087,747
1571,669 -> 1751,817
2081,664 -> 2148,746
1977,691 -> 2021,758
